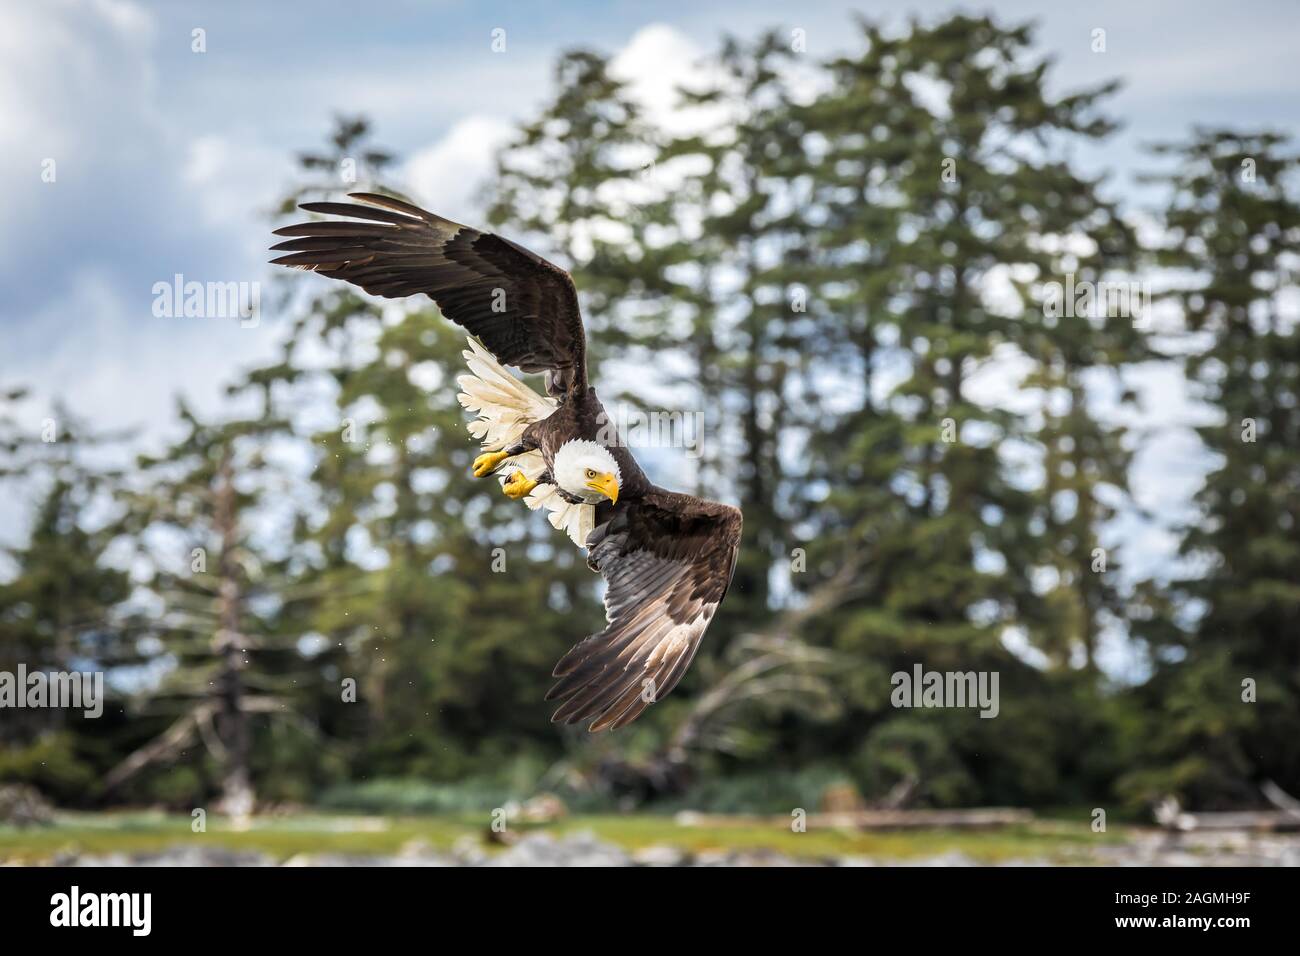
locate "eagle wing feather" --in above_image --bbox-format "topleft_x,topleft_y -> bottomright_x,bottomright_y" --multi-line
546,491 -> 742,732
272,193 -> 587,396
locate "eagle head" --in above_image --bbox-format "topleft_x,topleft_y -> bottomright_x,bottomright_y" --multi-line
554,439 -> 621,504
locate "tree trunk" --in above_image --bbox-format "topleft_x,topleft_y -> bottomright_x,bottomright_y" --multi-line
213,449 -> 253,822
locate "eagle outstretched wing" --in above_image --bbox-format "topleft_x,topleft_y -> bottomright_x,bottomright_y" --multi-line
271,193 -> 587,396
547,491 -> 743,732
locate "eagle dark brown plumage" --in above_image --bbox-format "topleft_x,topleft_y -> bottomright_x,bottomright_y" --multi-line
272,192 -> 742,732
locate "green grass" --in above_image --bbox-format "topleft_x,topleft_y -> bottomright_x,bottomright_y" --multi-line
567,815 -> 1123,862
0,812 -> 474,864
0,811 -> 1131,865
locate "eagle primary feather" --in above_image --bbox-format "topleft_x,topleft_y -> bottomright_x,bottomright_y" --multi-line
271,192 -> 587,397
272,192 -> 742,731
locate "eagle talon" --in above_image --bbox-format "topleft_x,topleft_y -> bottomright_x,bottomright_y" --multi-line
502,470 -> 537,500
472,449 -> 509,478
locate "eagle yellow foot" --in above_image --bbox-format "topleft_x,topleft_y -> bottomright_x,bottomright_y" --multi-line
501,470 -> 538,500
472,449 -> 509,478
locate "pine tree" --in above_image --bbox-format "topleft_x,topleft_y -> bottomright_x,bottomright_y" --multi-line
486,49 -> 652,344
107,399 -> 311,817
1126,129 -> 1300,807
798,15 -> 1141,655
0,396 -> 132,797
654,31 -> 814,624
773,16 -> 1147,801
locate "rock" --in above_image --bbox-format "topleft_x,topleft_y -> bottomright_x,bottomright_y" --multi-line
73,846 -> 276,867
484,825 -> 520,846
68,852 -> 134,867
396,837 -> 456,865
632,845 -> 688,867
282,851 -> 453,867
451,834 -> 490,865
138,846 -> 276,867
898,851 -> 978,867
484,831 -> 631,867
996,858 -> 1051,867
691,849 -> 732,867
518,792 -> 568,824
689,847 -> 827,866
820,781 -> 867,815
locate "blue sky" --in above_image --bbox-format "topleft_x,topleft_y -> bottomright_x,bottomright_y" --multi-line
4,0 -> 1300,674
6,0 -> 1298,438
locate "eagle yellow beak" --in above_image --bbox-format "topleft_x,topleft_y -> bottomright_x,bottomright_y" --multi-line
585,472 -> 619,504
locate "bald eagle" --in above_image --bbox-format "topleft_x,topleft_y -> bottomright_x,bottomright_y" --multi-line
271,193 -> 742,732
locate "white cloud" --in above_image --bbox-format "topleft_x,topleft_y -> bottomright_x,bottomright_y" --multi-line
402,116 -> 515,223
183,133 -> 293,258
0,0 -> 158,261
0,1 -> 292,432
609,24 -> 716,136
11,267 -> 275,437
395,23 -> 727,226
1,265 -> 280,547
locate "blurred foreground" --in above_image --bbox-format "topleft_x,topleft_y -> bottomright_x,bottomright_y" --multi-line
5,809 -> 1300,867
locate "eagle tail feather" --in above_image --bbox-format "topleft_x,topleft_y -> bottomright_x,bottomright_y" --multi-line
456,337 -> 594,549
456,337 -> 554,450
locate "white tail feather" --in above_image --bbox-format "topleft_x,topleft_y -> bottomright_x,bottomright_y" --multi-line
456,337 -> 554,450
456,337 -> 595,548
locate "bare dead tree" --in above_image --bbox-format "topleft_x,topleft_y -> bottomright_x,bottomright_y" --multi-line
211,448 -> 254,821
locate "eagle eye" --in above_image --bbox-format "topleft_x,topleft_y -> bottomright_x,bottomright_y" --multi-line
585,468 -> 596,479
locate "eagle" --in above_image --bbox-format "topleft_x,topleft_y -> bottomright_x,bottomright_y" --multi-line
270,192 -> 742,732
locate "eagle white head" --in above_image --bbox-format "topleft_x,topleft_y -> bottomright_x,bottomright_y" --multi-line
553,439 -> 621,504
